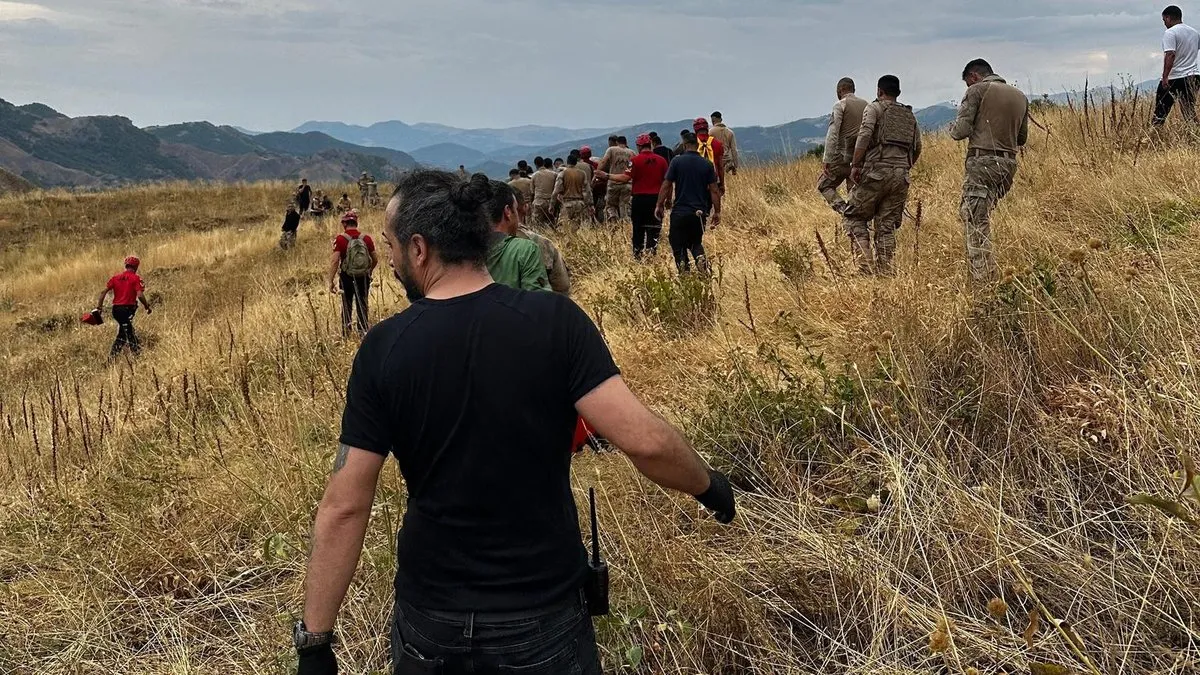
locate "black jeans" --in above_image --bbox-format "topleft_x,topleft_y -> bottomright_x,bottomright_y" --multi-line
110,305 -> 140,357
630,194 -> 661,259
390,591 -> 602,674
1154,75 -> 1199,125
668,210 -> 709,273
339,273 -> 370,337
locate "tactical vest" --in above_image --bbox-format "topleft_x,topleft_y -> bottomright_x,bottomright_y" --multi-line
840,97 -> 868,143
877,103 -> 918,151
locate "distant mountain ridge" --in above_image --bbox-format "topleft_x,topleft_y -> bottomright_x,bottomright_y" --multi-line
0,99 -> 417,189
292,120 -> 618,154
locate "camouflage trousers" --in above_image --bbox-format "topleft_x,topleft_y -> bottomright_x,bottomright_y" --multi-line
605,182 -> 632,221
817,162 -> 852,213
560,199 -> 591,230
960,155 -> 1018,282
842,166 -> 910,275
532,199 -> 556,229
279,230 -> 297,250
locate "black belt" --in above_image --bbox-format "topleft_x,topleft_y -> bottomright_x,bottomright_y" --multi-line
968,148 -> 1015,159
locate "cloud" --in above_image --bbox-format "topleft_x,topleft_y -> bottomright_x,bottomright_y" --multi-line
1,0 -> 1177,130
0,1 -> 54,20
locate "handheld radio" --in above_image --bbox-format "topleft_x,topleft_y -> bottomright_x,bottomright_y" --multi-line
584,487 -> 610,616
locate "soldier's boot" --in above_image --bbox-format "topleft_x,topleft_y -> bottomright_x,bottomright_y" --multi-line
875,243 -> 896,277
852,237 -> 874,275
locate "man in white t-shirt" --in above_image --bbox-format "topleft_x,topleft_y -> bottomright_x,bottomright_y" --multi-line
1155,5 -> 1200,125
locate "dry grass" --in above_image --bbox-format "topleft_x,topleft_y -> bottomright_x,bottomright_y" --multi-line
3,101 -> 1200,674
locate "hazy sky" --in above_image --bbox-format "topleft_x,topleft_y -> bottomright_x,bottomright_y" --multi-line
0,0 -> 1172,131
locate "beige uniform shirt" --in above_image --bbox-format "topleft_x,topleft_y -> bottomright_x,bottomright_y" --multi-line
518,226 -> 571,295
822,94 -> 868,164
710,123 -> 738,169
552,166 -> 590,201
949,75 -> 1029,154
598,146 -> 635,175
509,177 -> 534,206
854,100 -> 923,170
531,169 -> 557,202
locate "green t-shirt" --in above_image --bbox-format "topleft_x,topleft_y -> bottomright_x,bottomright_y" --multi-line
487,234 -> 551,292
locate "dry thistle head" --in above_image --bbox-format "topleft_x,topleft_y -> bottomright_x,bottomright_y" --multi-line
987,596 -> 1009,620
1073,269 -> 1087,280
1066,249 -> 1087,265
880,330 -> 894,342
866,493 -> 882,513
929,617 -> 952,653
1087,237 -> 1104,250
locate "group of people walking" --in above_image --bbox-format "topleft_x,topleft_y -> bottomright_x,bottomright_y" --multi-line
818,59 -> 1029,280
503,112 -> 737,273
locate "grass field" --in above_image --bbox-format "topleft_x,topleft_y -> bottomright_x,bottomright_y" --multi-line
2,100 -> 1200,674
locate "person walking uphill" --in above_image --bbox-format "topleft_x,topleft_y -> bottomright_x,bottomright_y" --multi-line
294,169 -> 736,675
1155,5 -> 1200,125
328,211 -> 378,337
95,256 -> 153,359
709,112 -> 738,177
598,135 -> 634,221
280,204 -> 301,250
657,132 -> 722,274
484,178 -> 551,292
949,58 -> 1029,283
599,133 -> 669,259
842,74 -> 922,276
819,78 -> 869,214
296,179 -> 313,215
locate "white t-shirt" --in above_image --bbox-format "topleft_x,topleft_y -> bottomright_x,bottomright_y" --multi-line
1164,23 -> 1200,79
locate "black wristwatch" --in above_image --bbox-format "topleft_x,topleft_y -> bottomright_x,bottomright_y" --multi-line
293,620 -> 337,651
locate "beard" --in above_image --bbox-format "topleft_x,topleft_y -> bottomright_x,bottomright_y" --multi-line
394,257 -> 424,303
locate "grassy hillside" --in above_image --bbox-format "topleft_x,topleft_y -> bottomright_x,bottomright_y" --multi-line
1,102 -> 1200,674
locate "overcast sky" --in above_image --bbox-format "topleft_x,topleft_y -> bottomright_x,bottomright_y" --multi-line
0,0 -> 1173,131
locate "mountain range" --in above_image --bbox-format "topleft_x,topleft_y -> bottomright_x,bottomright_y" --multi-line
290,104 -> 962,178
0,79 -> 1143,191
0,98 -> 416,191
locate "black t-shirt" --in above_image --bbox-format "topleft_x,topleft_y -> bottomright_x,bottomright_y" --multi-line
297,185 -> 312,202
653,146 -> 673,165
666,151 -> 718,216
282,211 -> 301,232
340,283 -> 620,612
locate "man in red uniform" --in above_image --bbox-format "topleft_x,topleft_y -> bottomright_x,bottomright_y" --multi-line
599,133 -> 670,259
328,211 -> 379,337
692,117 -> 726,197
95,256 -> 153,359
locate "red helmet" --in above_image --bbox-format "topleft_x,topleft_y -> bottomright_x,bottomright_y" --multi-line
124,256 -> 140,269
341,210 -> 359,224
636,133 -> 652,147
693,117 -> 709,131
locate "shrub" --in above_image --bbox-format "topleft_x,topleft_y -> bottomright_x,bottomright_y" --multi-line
599,267 -> 717,335
771,240 -> 815,284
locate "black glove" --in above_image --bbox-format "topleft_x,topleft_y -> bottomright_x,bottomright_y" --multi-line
297,644 -> 338,675
695,470 -> 736,524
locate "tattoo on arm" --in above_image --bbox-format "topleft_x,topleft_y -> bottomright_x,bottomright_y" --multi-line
333,444 -> 351,473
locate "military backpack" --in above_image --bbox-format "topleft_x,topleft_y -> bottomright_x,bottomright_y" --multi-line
341,233 -> 373,277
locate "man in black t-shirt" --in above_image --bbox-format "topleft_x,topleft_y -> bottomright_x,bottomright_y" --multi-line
295,178 -> 313,214
295,170 -> 736,675
657,132 -> 722,273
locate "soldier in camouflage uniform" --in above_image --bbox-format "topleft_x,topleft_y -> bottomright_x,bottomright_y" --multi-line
598,136 -> 635,221
818,78 -> 869,214
367,175 -> 381,207
530,157 -> 558,228
949,59 -> 1029,283
552,156 -> 594,230
357,172 -> 370,209
842,75 -> 922,276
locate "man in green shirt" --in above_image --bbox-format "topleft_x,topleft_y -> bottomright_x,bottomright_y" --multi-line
486,180 -> 551,292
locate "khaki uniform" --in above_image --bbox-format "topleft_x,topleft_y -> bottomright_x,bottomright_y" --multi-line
842,99 -> 922,275
530,168 -> 558,228
818,93 -> 868,213
553,166 -> 592,229
599,146 -> 635,221
518,226 -> 571,295
357,175 -> 370,207
949,74 -> 1029,282
509,177 -> 534,210
710,123 -> 738,174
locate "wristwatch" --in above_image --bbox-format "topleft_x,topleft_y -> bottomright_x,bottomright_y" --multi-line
293,620 -> 337,651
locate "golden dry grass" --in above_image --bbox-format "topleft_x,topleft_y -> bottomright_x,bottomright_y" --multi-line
2,102 -> 1200,674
